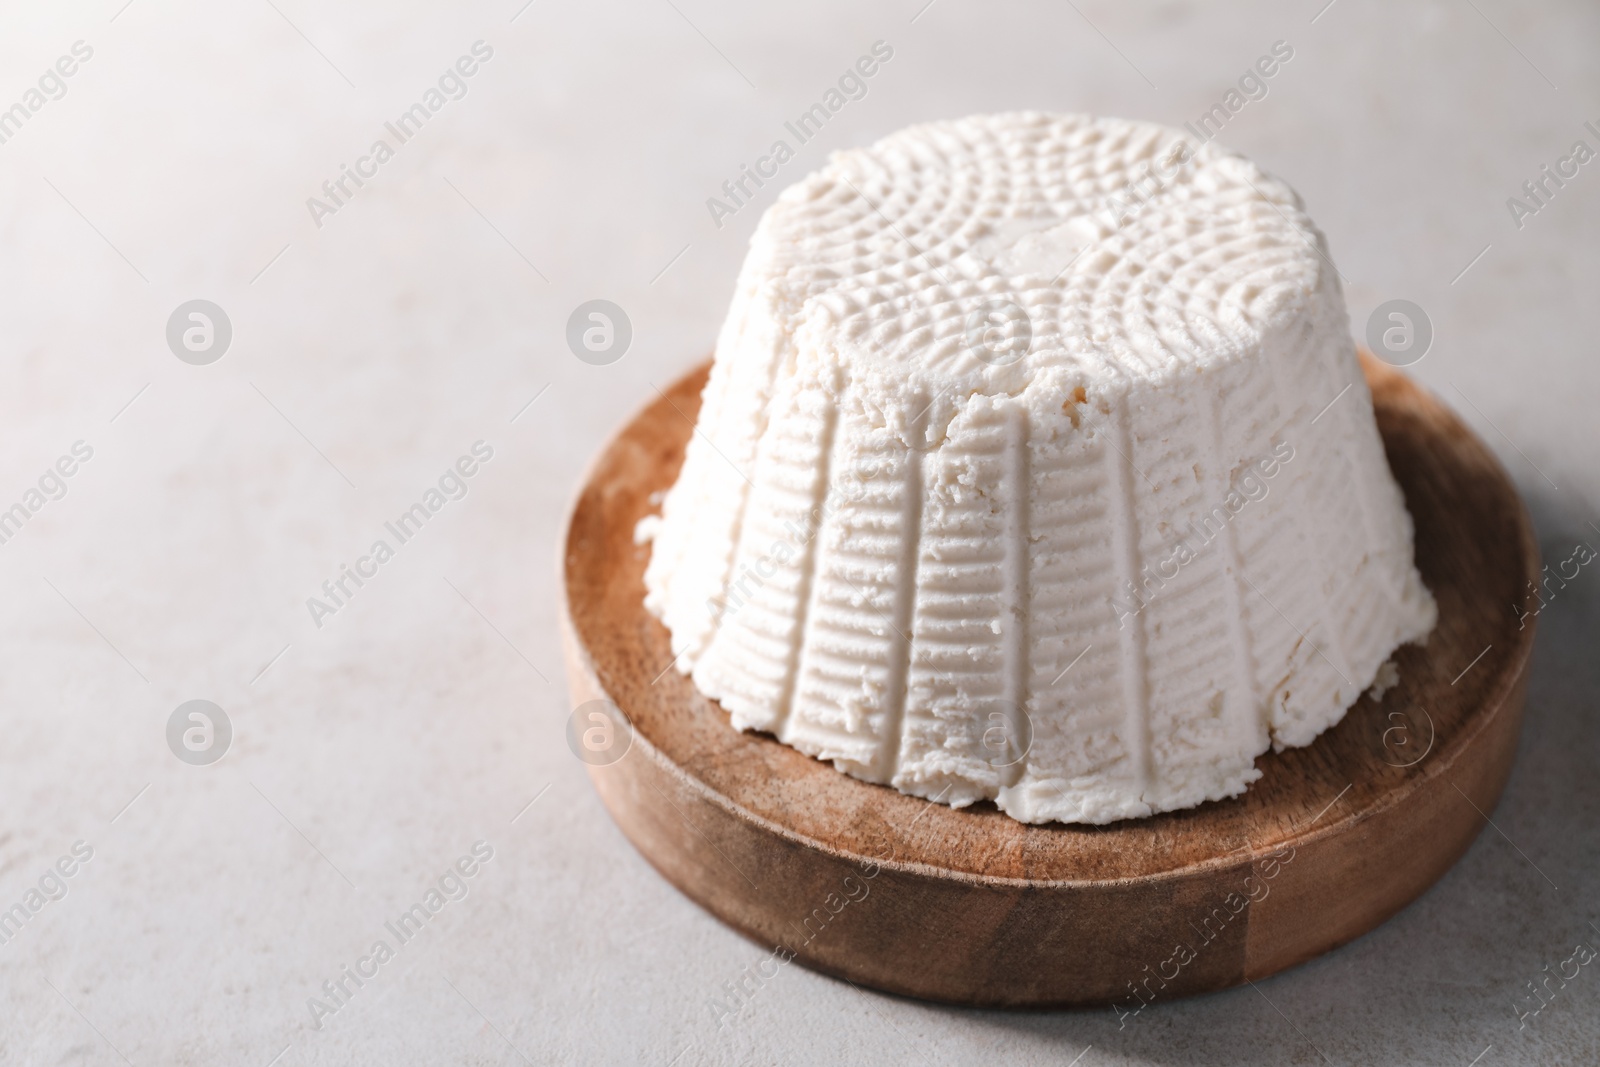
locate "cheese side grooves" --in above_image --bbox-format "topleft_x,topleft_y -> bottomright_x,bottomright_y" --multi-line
1107,393 -> 1154,809
639,112 -> 1438,824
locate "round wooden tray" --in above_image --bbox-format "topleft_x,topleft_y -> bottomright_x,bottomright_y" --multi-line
559,352 -> 1539,1008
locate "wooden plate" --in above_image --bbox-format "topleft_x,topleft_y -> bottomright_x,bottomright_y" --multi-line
559,352 -> 1539,1008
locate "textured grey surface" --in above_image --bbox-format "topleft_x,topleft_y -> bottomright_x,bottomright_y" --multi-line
0,1 -> 1595,1064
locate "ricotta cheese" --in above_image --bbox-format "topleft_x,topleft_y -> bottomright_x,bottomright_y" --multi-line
640,112 -> 1437,824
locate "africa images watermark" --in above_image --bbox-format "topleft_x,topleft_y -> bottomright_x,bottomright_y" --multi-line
705,40 -> 895,230
1091,38 -> 1295,239
306,41 -> 495,229
707,854 -> 881,1028
1505,118 -> 1600,231
704,453 -> 889,625
1514,538 -> 1594,631
0,840 -> 94,949
304,840 -> 495,1031
1112,842 -> 1297,1027
167,699 -> 233,766
1178,40 -> 1295,148
1110,441 -> 1296,628
1511,926 -> 1598,1032
305,441 -> 494,628
0,40 -> 94,148
0,440 -> 95,548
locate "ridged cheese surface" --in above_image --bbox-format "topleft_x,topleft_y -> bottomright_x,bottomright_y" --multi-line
639,112 -> 1436,824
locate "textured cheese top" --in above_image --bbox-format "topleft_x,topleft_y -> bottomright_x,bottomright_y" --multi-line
640,112 -> 1437,824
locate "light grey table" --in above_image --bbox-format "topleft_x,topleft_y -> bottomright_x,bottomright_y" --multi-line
0,1 -> 1594,1063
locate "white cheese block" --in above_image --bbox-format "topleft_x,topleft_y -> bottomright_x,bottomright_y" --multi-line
639,112 -> 1436,824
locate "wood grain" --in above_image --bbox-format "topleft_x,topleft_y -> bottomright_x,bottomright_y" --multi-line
559,352 -> 1539,1008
